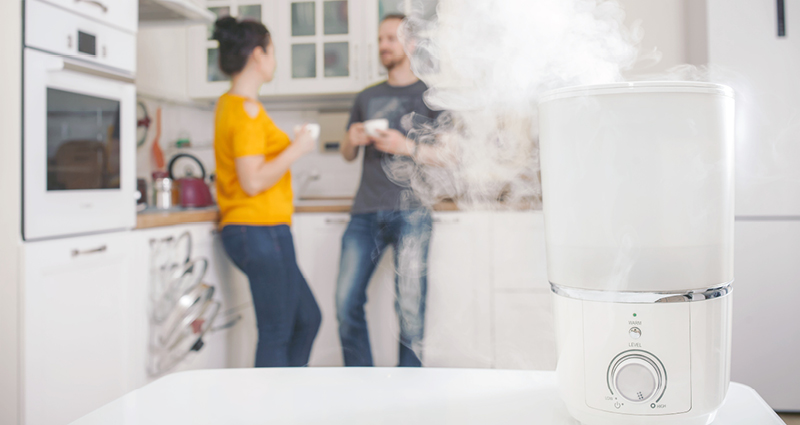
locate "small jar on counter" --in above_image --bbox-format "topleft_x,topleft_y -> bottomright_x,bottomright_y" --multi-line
152,171 -> 173,210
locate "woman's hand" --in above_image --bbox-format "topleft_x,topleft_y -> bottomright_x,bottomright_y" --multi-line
292,124 -> 317,156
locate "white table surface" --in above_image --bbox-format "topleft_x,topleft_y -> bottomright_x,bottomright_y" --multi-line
71,368 -> 785,425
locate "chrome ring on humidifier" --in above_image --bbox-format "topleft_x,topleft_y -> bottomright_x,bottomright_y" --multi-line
549,282 -> 732,304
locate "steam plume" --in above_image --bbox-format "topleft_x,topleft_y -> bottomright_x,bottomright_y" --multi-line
392,0 -> 643,208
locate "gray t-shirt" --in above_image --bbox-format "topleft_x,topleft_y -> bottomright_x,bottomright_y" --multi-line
347,80 -> 440,213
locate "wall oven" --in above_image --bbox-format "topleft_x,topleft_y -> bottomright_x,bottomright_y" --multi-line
24,0 -> 137,240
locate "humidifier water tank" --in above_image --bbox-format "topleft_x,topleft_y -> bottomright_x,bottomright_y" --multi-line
539,82 -> 734,425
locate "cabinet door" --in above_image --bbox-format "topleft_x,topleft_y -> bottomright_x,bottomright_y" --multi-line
41,0 -> 138,34
273,0 -> 364,95
189,223 -> 256,370
187,1 -> 278,99
491,211 -> 549,291
708,0 -> 800,215
732,220 -> 800,410
293,213 -> 397,366
493,292 -> 556,371
137,26 -> 190,101
424,212 -> 493,368
22,231 -> 133,425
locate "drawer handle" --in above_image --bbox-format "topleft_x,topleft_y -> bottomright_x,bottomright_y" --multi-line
75,0 -> 108,13
433,217 -> 460,224
325,218 -> 350,225
72,245 -> 107,257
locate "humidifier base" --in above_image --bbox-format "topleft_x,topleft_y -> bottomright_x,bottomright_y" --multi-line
552,285 -> 732,425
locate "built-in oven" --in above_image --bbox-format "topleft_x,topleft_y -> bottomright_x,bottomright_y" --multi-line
24,0 -> 137,240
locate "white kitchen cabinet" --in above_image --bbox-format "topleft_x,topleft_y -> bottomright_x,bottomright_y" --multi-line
490,211 -> 555,371
40,0 -> 138,34
293,210 -> 554,370
292,213 -> 398,366
272,0 -> 364,95
136,26 -> 191,101
294,211 -> 494,368
181,0 -> 439,98
424,211 -> 493,367
22,231 -> 135,425
493,292 -> 556,371
491,211 -> 549,291
187,0 -> 278,99
732,220 -> 800,411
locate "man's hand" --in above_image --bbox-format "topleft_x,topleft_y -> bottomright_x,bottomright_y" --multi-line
372,129 -> 414,156
348,123 -> 371,147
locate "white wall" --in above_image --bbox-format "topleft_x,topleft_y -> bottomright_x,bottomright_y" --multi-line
618,0 -> 694,75
0,0 -> 22,424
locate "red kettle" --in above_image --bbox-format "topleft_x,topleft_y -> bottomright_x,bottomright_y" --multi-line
168,153 -> 214,208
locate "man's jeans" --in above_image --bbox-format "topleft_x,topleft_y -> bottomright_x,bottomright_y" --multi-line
335,209 -> 432,367
221,224 -> 321,367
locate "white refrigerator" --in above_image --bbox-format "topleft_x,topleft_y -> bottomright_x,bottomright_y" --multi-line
707,0 -> 800,411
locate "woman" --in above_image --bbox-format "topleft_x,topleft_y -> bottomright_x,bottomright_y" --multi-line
212,16 -> 321,367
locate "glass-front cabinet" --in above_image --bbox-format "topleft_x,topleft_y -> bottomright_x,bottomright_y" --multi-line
185,0 -> 438,99
187,0 -> 278,98
273,0 -> 363,94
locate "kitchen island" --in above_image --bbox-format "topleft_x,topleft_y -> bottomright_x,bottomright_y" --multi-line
70,368 -> 783,425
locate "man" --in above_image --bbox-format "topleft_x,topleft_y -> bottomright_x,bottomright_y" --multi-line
336,13 -> 441,367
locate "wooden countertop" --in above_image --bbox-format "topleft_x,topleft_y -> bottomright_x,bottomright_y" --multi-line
136,200 -> 538,229
136,207 -> 220,229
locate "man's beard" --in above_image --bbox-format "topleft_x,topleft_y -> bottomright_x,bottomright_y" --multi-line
381,53 -> 405,71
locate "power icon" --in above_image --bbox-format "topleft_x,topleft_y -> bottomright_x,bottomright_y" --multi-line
614,402 -> 621,409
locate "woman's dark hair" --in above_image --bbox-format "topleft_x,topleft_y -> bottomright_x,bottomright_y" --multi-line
212,16 -> 271,76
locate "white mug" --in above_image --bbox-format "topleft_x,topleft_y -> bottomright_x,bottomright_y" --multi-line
364,118 -> 389,137
294,123 -> 321,141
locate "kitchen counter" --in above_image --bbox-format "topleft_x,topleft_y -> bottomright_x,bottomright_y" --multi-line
71,368 -> 783,425
136,199 -> 539,229
136,206 -> 220,229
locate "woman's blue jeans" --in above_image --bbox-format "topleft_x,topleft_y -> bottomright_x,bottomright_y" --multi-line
335,209 -> 432,367
221,224 -> 321,367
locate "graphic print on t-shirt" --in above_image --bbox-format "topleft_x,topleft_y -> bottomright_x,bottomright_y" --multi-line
366,96 -> 414,133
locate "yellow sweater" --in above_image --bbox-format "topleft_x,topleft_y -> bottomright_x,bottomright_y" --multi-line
214,93 -> 293,227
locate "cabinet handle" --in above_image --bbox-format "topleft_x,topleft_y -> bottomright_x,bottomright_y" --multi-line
777,0 -> 786,37
75,0 -> 108,13
433,217 -> 460,224
149,236 -> 174,245
71,245 -> 107,257
325,218 -> 350,225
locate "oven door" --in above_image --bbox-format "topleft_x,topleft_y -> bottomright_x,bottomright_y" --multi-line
24,48 -> 136,241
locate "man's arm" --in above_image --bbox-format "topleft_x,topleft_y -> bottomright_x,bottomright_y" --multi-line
372,129 -> 448,167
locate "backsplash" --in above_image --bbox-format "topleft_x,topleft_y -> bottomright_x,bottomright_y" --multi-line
136,97 -> 361,202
